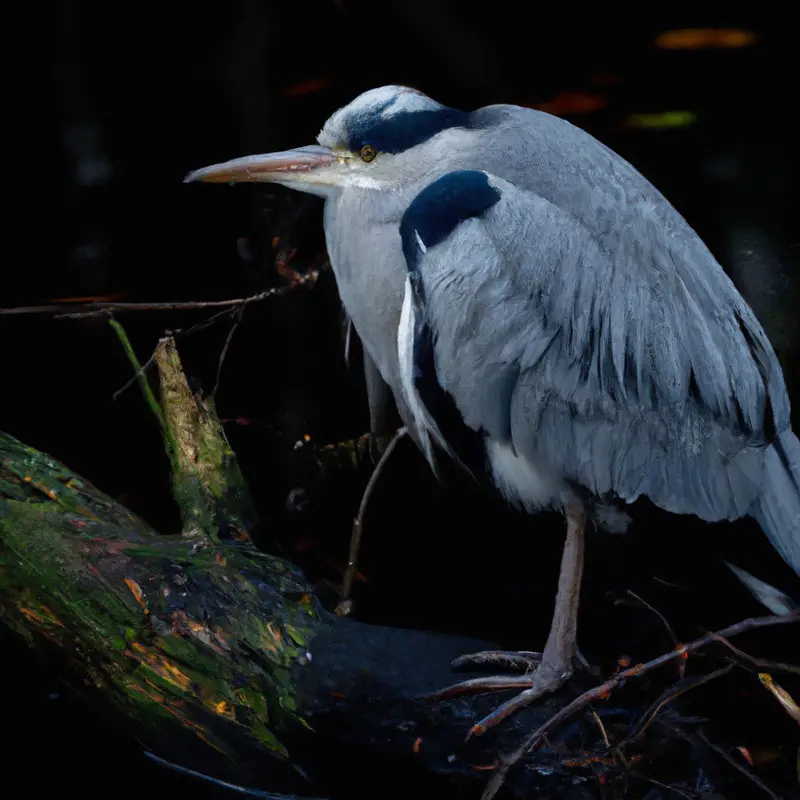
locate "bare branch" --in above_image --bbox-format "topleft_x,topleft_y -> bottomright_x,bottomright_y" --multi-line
696,730 -> 781,800
589,708 -> 610,749
212,305 -> 246,398
618,664 -> 734,748
0,265 -> 327,319
709,632 -> 800,676
623,589 -> 683,676
636,776 -> 695,799
112,347 -> 160,402
335,427 -> 408,616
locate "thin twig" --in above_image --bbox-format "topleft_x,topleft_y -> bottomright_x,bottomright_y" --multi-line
213,305 -> 246,398
110,273 -> 300,401
143,751 -> 327,800
479,613 -> 799,800
108,319 -> 166,430
112,309 -> 238,400
108,320 -> 180,472
617,664 -> 733,748
695,730 -> 780,800
112,348 -> 159,402
0,267 -> 326,319
624,589 -> 683,676
710,632 -> 800,675
166,307 -> 241,339
636,776 -> 695,799
335,427 -> 407,616
589,708 -> 610,748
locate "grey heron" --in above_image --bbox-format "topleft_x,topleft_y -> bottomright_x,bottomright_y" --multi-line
186,85 -> 800,732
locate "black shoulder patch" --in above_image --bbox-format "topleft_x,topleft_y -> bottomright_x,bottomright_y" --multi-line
348,106 -> 472,155
400,170 -> 502,272
399,171 -> 501,479
410,307 -> 488,480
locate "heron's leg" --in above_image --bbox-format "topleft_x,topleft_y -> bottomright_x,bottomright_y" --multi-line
537,505 -> 585,674
426,508 -> 587,734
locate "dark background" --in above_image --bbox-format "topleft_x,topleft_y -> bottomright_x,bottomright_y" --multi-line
3,3 -> 799,798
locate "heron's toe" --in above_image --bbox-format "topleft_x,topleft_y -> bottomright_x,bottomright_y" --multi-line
451,649 -> 542,673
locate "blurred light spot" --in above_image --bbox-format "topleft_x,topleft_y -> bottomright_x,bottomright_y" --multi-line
535,91 -> 608,116
285,78 -> 331,98
625,111 -> 697,130
655,29 -> 759,50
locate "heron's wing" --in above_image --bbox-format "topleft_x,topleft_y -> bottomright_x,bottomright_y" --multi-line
398,170 -> 789,521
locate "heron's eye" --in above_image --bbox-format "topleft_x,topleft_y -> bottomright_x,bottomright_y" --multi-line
359,144 -> 377,163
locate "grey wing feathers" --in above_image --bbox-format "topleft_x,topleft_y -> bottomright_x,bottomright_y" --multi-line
412,172 -> 789,523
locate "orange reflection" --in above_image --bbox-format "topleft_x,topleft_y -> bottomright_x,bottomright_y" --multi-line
536,91 -> 608,116
655,29 -> 759,49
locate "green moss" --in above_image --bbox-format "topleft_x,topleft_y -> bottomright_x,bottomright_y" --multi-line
0,328 -> 322,767
1,427 -> 322,769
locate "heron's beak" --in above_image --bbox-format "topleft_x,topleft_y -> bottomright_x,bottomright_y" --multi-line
184,145 -> 338,187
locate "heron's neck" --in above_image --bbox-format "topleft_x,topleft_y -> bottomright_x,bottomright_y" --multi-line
324,187 -> 413,389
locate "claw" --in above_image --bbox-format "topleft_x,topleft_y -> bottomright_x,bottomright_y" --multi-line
451,650 -> 542,673
451,647 -> 596,676
467,666 -> 571,738
423,674 -> 534,702
575,647 -> 601,676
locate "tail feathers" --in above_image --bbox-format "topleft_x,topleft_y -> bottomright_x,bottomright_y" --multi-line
751,429 -> 800,575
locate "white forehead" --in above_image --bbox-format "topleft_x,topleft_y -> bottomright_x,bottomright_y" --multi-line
349,85 -> 438,117
319,85 -> 441,145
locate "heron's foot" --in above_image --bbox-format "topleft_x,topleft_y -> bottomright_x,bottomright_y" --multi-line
428,508 -> 589,738
427,652 -> 575,738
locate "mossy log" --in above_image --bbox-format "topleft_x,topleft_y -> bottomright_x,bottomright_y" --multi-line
0,429 -> 322,786
0,332 -> 563,799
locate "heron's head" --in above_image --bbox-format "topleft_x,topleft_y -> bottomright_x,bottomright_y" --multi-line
185,86 -> 476,197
